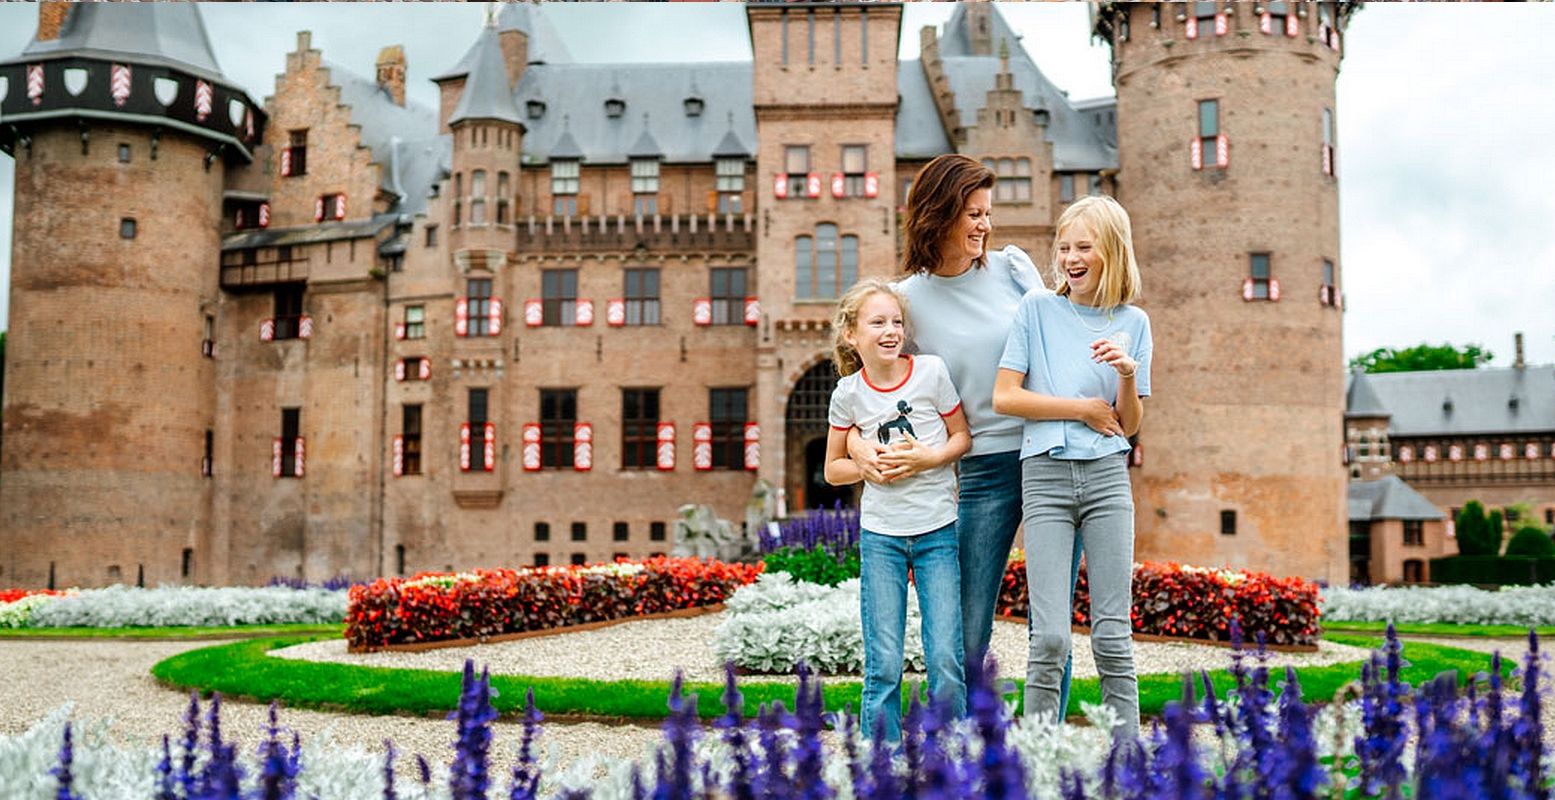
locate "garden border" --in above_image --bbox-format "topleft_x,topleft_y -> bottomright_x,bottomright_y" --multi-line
991,616 -> 1320,653
348,604 -> 724,653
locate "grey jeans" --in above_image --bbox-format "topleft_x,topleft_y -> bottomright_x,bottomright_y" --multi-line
1020,452 -> 1139,740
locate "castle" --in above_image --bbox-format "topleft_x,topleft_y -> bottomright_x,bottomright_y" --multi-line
0,1 -> 1357,588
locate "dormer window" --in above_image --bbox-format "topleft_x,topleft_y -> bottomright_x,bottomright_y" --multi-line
684,97 -> 705,117
605,99 -> 626,118
527,100 -> 546,120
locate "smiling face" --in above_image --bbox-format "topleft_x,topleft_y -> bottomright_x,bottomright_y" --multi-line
1056,220 -> 1105,306
936,187 -> 992,276
844,291 -> 907,370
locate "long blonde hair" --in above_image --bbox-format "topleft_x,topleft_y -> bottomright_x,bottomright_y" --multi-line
831,279 -> 909,377
1052,195 -> 1142,311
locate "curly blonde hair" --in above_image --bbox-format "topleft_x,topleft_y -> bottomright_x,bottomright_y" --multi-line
831,278 -> 909,377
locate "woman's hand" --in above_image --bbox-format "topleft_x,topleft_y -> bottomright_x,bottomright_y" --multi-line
1091,338 -> 1138,379
877,433 -> 938,481
1077,398 -> 1124,437
845,427 -> 892,484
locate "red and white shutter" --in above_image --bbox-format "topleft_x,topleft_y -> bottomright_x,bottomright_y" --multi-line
523,423 -> 542,471
1285,13 -> 1299,37
280,149 -> 293,177
743,422 -> 760,471
483,422 -> 496,472
656,422 -> 676,471
1448,444 -> 1464,462
26,64 -> 44,105
110,64 -> 132,106
460,423 -> 472,471
194,80 -> 212,121
830,173 -> 845,199
1474,443 -> 1489,462
693,298 -> 713,327
1527,443 -> 1542,461
272,438 -> 283,477
1260,12 -> 1272,34
1190,138 -> 1203,171
1322,144 -> 1333,176
1216,134 -> 1229,168
298,315 -> 313,339
1319,285 -> 1333,306
235,208 -> 247,229
293,438 -> 306,477
455,297 -> 469,337
693,422 -> 713,471
1268,278 -> 1281,301
606,299 -> 626,327
395,322 -> 406,340
418,358 -> 431,381
1398,446 -> 1414,463
1214,13 -> 1228,36
395,359 -> 406,381
525,299 -> 543,327
314,197 -> 325,222
1424,445 -> 1439,463
574,422 -> 593,472
575,299 -> 595,327
1185,15 -> 1198,39
1241,278 -> 1255,302
260,319 -> 275,341
805,172 -> 822,199
744,297 -> 760,327
488,298 -> 503,336
392,435 -> 404,476
334,194 -> 347,220
773,173 -> 789,199
864,172 -> 879,198
1499,443 -> 1515,461
258,203 -> 270,228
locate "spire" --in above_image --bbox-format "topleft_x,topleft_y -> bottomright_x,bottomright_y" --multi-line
1346,368 -> 1391,419
712,112 -> 749,159
551,115 -> 583,160
448,27 -> 524,127
627,112 -> 662,159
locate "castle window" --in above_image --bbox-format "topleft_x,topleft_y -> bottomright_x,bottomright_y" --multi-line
551,163 -> 579,195
1248,253 -> 1273,300
1402,520 -> 1424,548
785,146 -> 811,198
203,429 -> 214,478
466,388 -> 490,472
1089,173 -> 1104,196
605,98 -> 626,118
182,548 -> 194,579
279,408 -> 301,478
631,159 -> 660,215
535,522 -> 550,542
527,100 -> 546,120
571,553 -> 588,566
273,285 -> 304,340
1198,99 -> 1221,170
1194,1 -> 1217,20
571,522 -> 587,542
624,268 -> 661,326
650,521 -> 667,542
795,224 -> 857,300
1060,174 -> 1075,203
466,278 -> 492,336
285,130 -> 307,177
497,172 -> 511,225
404,305 -> 425,339
425,225 -> 438,248
1220,510 -> 1237,536
622,388 -> 660,470
842,145 -> 868,197
710,267 -> 748,326
534,552 -> 550,567
318,194 -> 345,222
401,404 -> 423,476
119,218 -> 137,240
540,389 -> 578,469
709,388 -> 749,471
542,269 -> 578,327
1322,107 -> 1336,176
1402,559 -> 1424,583
684,97 -> 704,117
118,143 -> 131,164
470,170 -> 487,224
983,158 -> 1032,203
1321,259 -> 1338,306
716,159 -> 745,213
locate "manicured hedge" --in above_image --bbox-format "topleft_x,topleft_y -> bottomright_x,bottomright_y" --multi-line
1428,555 -> 1555,587
998,560 -> 1322,646
345,557 -> 762,650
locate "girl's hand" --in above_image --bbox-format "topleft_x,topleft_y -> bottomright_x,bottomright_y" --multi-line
877,433 -> 937,481
846,429 -> 892,485
1091,338 -> 1138,378
1077,398 -> 1124,437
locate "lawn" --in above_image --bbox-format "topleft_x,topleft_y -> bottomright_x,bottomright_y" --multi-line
150,634 -> 1513,723
1322,620 -> 1555,638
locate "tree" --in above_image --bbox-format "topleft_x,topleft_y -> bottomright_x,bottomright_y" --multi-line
1349,342 -> 1493,373
1455,501 -> 1499,556
1505,524 -> 1555,558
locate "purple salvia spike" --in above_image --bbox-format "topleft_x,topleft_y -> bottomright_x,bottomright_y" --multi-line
383,740 -> 398,800
155,734 -> 176,800
52,721 -> 75,800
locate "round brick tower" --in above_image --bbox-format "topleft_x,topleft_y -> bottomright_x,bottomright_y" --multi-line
0,4 -> 264,587
1094,1 -> 1358,583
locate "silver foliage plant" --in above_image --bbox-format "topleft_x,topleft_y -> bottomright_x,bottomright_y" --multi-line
21,585 -> 347,628
1320,583 -> 1555,627
711,572 -> 926,675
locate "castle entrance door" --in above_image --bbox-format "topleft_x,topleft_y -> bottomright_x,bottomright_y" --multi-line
784,360 -> 857,513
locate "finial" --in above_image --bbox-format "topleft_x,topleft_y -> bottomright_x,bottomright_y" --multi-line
485,3 -> 498,29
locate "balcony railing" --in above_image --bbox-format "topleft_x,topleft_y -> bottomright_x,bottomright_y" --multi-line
221,255 -> 311,288
514,212 -> 755,254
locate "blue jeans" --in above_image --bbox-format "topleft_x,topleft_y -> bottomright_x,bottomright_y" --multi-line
958,450 -> 1078,717
859,522 -> 966,742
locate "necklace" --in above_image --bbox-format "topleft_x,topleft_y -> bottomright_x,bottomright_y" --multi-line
1067,297 -> 1113,334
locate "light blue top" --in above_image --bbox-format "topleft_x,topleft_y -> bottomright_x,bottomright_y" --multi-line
998,291 -> 1153,461
895,245 -> 1047,457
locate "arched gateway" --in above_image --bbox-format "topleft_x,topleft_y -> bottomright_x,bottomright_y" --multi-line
783,359 -> 858,513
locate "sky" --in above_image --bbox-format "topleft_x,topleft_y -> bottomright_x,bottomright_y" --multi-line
0,3 -> 1552,367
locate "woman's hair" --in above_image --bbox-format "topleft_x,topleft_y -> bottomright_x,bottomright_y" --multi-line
1052,195 -> 1143,311
901,154 -> 995,275
831,278 -> 909,377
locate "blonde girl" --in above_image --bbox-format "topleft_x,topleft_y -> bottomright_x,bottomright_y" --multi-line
992,195 -> 1152,739
824,278 -> 972,742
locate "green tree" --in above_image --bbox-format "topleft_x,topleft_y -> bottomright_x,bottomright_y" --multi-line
1455,500 -> 1498,556
1505,523 -> 1555,558
1349,342 -> 1493,373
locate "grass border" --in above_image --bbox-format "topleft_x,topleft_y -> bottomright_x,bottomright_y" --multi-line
150,635 -> 1512,723
0,623 -> 345,640
1321,620 -> 1555,638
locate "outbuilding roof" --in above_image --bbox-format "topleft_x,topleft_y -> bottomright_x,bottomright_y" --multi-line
1348,475 -> 1447,522
1347,366 -> 1555,437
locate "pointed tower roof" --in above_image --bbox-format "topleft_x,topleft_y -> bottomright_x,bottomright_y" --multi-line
550,117 -> 584,160
711,112 -> 749,158
433,1 -> 571,81
1346,369 -> 1392,419
448,26 -> 524,127
626,113 -> 662,159
7,3 -> 228,84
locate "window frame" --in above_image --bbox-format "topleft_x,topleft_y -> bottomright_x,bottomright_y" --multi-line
1249,253 -> 1272,300
404,305 -> 426,340
541,269 -> 579,327
624,268 -> 661,327
710,267 -> 748,326
1198,98 -> 1221,169
784,145 -> 810,197
551,160 -> 580,196
540,388 -> 578,469
466,278 -> 493,337
279,407 -> 301,478
621,388 -> 661,470
401,404 -> 423,475
841,144 -> 868,197
709,388 -> 749,471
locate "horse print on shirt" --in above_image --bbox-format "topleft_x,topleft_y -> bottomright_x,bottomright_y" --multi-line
876,400 -> 916,444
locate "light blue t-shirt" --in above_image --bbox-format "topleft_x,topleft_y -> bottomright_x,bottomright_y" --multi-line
997,291 -> 1153,461
896,245 -> 1047,457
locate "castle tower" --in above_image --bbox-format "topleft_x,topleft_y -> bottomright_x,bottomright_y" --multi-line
1095,1 -> 1356,582
745,3 -> 903,513
0,3 -> 264,587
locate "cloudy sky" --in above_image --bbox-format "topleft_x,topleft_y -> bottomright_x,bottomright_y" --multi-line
1,3 -> 1551,367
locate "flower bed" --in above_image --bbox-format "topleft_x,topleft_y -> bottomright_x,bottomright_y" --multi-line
0,589 -> 70,605
712,572 -> 922,674
346,557 -> 762,651
7,585 -> 346,629
997,560 -> 1322,646
1321,583 -> 1555,627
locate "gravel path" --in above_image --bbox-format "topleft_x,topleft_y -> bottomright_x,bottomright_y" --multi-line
271,613 -> 1374,683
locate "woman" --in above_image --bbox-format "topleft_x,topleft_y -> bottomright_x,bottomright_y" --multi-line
848,154 -> 1116,717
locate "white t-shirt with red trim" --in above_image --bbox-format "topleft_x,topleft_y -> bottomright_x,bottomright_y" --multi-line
828,354 -> 962,537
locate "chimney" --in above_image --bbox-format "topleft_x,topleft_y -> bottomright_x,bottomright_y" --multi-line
376,45 -> 406,107
296,30 -> 312,53
1514,332 -> 1525,370
37,2 -> 69,42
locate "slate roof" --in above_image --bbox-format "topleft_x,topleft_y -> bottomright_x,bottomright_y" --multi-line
1345,369 -> 1391,419
5,3 -> 229,85
1346,366 -> 1555,437
322,60 -> 444,216
449,26 -> 524,127
895,60 -> 953,159
1349,475 -> 1447,522
433,1 -> 573,81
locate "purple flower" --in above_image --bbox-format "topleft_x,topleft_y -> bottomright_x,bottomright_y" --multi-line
255,701 -> 299,800
449,660 -> 500,800
383,740 -> 399,800
155,734 -> 176,800
52,721 -> 75,800
509,688 -> 544,800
